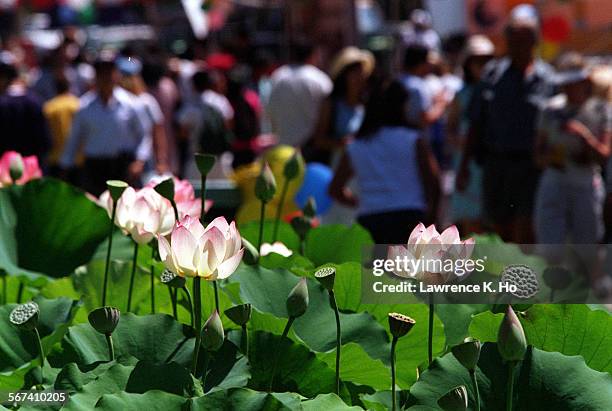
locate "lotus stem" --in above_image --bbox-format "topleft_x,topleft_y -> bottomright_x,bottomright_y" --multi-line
470,370 -> 480,411
272,179 -> 289,242
201,352 -> 211,389
16,282 -> 24,304
34,327 -> 45,383
268,316 -> 295,392
213,281 -> 220,315
506,361 -> 516,411
391,336 -> 398,411
329,290 -> 342,395
257,201 -> 266,256
105,333 -> 115,361
150,246 -> 155,314
428,294 -> 434,364
182,286 -> 194,328
127,242 -> 139,312
200,174 -> 207,226
192,278 -> 202,375
241,324 -> 248,358
102,202 -> 117,307
2,275 -> 6,305
169,286 -> 178,320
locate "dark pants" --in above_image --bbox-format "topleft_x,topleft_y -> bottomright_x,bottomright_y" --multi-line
358,209 -> 425,244
82,154 -> 133,196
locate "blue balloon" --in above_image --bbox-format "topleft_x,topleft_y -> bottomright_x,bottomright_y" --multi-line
295,163 -> 333,215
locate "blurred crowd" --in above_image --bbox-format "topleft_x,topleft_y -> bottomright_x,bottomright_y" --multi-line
1,3 -> 611,252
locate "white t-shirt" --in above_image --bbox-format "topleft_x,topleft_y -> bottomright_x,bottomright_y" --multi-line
267,64 -> 332,147
202,90 -> 234,121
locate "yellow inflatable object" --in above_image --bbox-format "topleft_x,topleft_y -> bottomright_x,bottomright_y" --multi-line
232,145 -> 305,224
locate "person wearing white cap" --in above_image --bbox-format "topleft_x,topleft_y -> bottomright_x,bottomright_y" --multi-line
456,3 -> 554,243
534,52 -> 611,244
400,9 -> 441,51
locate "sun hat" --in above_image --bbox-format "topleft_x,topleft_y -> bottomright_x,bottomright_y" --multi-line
507,3 -> 539,32
328,46 -> 375,80
464,35 -> 495,58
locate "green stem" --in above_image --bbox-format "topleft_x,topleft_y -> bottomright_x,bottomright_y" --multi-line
470,370 -> 481,411
2,275 -> 6,305
268,316 -> 295,392
428,295 -> 434,365
150,246 -> 155,314
16,282 -> 24,304
102,204 -> 117,307
183,286 -> 194,328
192,278 -> 202,375
330,291 -> 341,395
506,361 -> 516,411
169,286 -> 178,320
272,180 -> 289,242
200,175 -> 207,226
34,328 -> 45,384
257,201 -> 266,255
213,281 -> 220,315
201,352 -> 211,389
127,242 -> 139,312
241,324 -> 248,358
391,336 -> 398,411
105,333 -> 115,361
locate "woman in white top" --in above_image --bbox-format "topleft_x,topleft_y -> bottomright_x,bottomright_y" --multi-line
329,80 -> 441,244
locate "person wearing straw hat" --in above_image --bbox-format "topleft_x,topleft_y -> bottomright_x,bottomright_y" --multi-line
305,46 -> 374,165
534,52 -> 611,244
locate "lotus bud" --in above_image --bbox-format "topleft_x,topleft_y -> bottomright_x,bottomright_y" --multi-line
9,302 -> 39,331
314,266 -> 336,291
255,162 -> 277,203
283,150 -> 302,181
201,310 -> 224,351
437,385 -> 468,411
154,178 -> 175,203
106,180 -> 128,202
286,278 -> 309,318
9,154 -> 24,182
290,215 -> 311,239
303,196 -> 317,218
388,312 -> 416,339
195,153 -> 216,176
224,304 -> 252,326
497,305 -> 527,362
160,269 -> 186,289
88,306 -> 120,335
241,238 -> 259,265
451,337 -> 481,372
543,266 -> 572,291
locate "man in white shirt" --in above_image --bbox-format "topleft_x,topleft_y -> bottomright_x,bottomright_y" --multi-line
267,40 -> 332,147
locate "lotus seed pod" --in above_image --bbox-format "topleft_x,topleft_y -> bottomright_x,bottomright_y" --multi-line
286,278 -> 309,318
9,155 -> 24,182
225,304 -> 252,326
160,269 -> 186,288
388,312 -> 416,339
303,196 -> 317,218
437,385 -> 468,411
255,162 -> 277,203
9,302 -> 39,331
88,306 -> 120,335
500,264 -> 539,299
290,215 -> 311,239
283,150 -> 302,181
451,337 -> 481,372
106,180 -> 128,202
241,238 -> 259,265
497,305 -> 527,362
154,178 -> 175,203
201,310 -> 224,351
195,153 -> 216,176
543,266 -> 572,291
314,266 -> 336,291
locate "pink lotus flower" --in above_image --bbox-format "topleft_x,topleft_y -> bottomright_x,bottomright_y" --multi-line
99,187 -> 175,244
146,177 -> 212,220
0,151 -> 42,187
387,223 -> 475,283
158,215 -> 244,280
